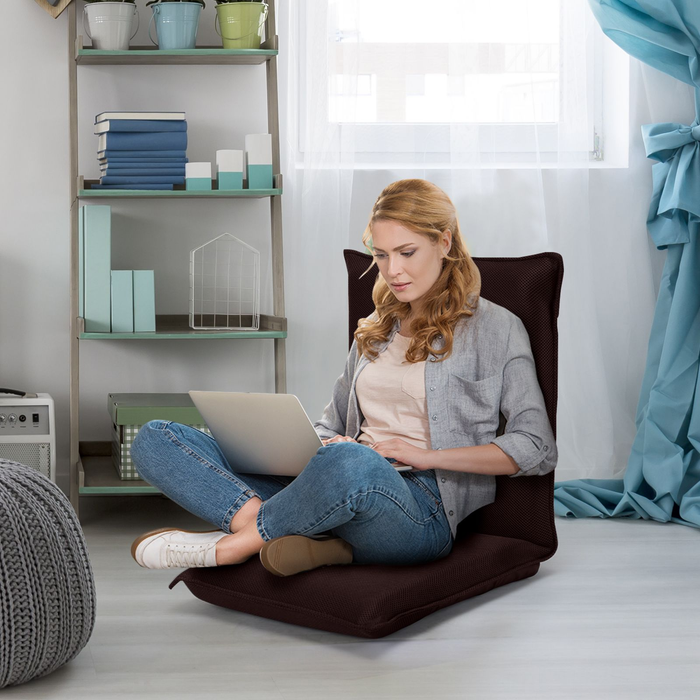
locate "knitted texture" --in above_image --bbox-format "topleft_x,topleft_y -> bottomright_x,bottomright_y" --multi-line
0,459 -> 96,689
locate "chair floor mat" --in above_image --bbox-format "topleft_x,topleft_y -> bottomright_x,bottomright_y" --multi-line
171,533 -> 552,637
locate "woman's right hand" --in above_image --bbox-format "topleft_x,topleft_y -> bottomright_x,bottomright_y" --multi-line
322,436 -> 358,446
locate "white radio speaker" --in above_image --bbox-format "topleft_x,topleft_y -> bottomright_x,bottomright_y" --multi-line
0,393 -> 56,482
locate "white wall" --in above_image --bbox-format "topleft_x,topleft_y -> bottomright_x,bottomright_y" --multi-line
2,2 -> 71,489
2,2 -> 278,493
1,2 -> 692,494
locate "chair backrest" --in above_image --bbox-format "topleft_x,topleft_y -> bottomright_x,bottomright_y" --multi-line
343,250 -> 563,551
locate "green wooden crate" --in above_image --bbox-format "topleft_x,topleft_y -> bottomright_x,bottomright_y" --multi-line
108,393 -> 210,480
113,421 -> 211,480
108,393 -> 206,425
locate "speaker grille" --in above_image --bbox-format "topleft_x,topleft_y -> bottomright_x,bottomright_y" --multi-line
0,444 -> 52,480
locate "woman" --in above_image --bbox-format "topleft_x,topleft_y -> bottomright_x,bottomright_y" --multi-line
129,179 -> 557,576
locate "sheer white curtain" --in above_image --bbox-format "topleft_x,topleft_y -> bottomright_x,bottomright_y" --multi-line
276,0 -> 681,483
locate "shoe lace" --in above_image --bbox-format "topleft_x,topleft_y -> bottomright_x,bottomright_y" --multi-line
165,543 -> 213,568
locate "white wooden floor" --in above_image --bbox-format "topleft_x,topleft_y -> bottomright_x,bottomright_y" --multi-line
4,495 -> 699,699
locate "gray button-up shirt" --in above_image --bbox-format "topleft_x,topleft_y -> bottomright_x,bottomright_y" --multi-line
313,297 -> 558,539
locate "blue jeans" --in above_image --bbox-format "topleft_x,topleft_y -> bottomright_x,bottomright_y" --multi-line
130,421 -> 454,566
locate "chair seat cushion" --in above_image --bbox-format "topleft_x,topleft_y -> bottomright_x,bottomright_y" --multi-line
170,533 -> 551,638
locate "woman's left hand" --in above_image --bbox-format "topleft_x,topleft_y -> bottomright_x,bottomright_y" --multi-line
369,438 -> 436,471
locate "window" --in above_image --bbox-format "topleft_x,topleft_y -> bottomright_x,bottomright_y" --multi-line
329,0 -> 561,125
297,0 -> 629,166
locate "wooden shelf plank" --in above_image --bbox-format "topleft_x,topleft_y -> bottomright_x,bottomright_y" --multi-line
78,186 -> 282,199
77,169 -> 283,201
78,174 -> 282,199
77,45 -> 278,66
79,444 -> 160,494
78,314 -> 288,340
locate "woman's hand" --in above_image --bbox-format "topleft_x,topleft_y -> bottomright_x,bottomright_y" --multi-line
321,435 -> 358,446
369,438 -> 436,471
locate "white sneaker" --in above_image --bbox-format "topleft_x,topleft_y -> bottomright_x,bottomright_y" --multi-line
131,527 -> 229,569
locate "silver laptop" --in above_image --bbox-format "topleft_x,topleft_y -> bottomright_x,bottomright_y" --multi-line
188,390 -> 413,476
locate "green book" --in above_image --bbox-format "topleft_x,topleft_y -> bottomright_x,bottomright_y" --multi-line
78,206 -> 85,318
133,270 -> 156,332
84,205 -> 112,332
111,270 -> 134,333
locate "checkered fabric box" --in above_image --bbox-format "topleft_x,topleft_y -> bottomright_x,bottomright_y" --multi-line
112,422 -> 212,480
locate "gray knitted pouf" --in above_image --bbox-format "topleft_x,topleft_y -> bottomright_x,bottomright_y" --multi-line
0,459 -> 96,689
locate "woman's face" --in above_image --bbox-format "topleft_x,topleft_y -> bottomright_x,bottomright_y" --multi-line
371,219 -> 451,315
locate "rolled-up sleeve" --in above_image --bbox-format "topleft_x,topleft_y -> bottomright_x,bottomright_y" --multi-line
490,316 -> 558,477
313,339 -> 358,441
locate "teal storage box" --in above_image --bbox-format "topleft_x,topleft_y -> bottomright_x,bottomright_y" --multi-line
133,270 -> 156,332
109,393 -> 211,480
111,270 -> 134,332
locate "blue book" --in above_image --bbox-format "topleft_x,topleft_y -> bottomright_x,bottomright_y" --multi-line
111,270 -> 134,333
100,162 -> 186,169
98,150 -> 187,159
88,184 -> 174,190
101,168 -> 186,177
83,205 -> 111,333
133,270 -> 156,332
98,158 -> 189,166
101,175 -> 185,185
97,132 -> 188,152
95,111 -> 185,122
95,120 -> 186,134
100,161 -> 186,167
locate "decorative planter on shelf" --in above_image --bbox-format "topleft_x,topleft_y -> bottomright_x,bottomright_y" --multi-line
216,149 -> 244,190
148,1 -> 203,50
186,162 -> 213,190
84,1 -> 139,51
215,1 -> 268,50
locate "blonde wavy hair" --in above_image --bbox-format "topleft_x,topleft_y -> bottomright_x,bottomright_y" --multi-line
354,179 -> 481,364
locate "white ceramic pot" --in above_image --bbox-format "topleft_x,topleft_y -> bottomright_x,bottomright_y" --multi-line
84,2 -> 139,51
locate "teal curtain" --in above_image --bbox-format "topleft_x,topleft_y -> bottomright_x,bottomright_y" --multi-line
553,0 -> 700,528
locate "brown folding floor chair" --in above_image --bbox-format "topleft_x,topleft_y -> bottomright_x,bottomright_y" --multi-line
171,250 -> 563,638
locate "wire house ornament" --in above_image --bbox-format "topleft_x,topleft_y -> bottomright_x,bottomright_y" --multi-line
189,233 -> 260,331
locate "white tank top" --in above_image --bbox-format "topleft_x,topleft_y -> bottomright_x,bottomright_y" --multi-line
355,331 -> 431,450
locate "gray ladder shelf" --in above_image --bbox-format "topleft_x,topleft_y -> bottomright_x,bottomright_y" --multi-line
67,0 -> 286,511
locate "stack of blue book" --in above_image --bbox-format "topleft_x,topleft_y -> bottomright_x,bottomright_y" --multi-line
91,111 -> 188,191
